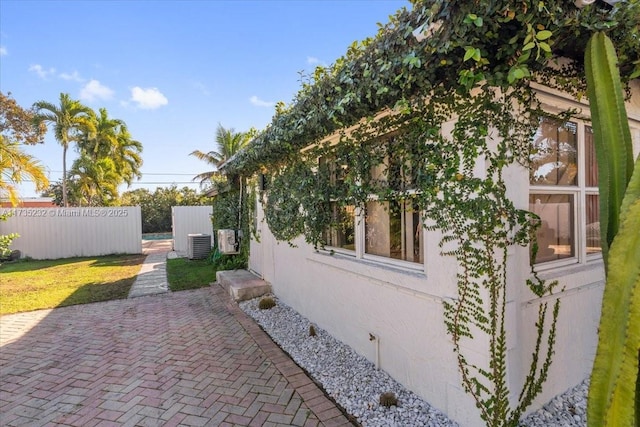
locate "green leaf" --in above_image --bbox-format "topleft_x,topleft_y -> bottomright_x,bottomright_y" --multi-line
513,68 -> 525,79
535,30 -> 552,41
539,42 -> 551,53
523,42 -> 536,51
464,47 -> 476,62
464,13 -> 478,24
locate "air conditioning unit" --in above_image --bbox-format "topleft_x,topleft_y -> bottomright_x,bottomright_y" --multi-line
187,233 -> 211,260
217,229 -> 239,254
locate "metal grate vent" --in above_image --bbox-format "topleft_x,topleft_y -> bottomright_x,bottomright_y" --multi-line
187,234 -> 211,260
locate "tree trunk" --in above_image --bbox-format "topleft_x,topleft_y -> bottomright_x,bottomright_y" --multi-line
62,144 -> 68,207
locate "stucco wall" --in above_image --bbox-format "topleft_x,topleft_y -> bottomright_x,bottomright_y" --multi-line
248,82 -> 640,426
251,193 -> 485,425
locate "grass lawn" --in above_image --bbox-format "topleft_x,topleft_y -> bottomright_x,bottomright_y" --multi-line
0,254 -> 146,315
166,257 -> 217,291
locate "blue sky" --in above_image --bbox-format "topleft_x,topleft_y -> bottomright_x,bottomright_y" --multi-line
1,0 -> 409,198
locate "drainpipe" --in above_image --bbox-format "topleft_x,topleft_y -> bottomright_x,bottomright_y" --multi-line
237,177 -> 244,248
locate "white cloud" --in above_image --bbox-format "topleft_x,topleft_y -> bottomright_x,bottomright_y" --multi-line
130,86 -> 168,109
250,95 -> 275,108
80,79 -> 114,102
29,64 -> 56,79
0,46 -> 7,56
60,70 -> 83,82
307,56 -> 327,67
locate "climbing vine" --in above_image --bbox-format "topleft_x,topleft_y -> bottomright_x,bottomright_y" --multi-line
221,1 -> 639,425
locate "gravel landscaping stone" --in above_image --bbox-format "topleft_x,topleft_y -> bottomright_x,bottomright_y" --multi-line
240,295 -> 589,427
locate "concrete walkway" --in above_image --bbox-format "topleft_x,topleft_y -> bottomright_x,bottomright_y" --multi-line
128,239 -> 172,298
128,253 -> 169,298
0,290 -> 353,427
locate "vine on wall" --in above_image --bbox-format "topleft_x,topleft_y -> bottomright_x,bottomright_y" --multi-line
221,1 -> 639,425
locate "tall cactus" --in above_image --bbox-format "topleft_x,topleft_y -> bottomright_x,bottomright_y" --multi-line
585,31 -> 640,427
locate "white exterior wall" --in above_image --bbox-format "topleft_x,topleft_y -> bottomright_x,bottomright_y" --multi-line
251,194 -> 483,425
171,206 -> 214,254
0,206 -> 141,260
247,81 -> 640,426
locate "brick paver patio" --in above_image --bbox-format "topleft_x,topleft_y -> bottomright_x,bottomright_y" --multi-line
0,285 -> 354,427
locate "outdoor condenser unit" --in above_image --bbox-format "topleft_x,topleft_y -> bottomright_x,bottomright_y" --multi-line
217,229 -> 239,255
187,233 -> 211,260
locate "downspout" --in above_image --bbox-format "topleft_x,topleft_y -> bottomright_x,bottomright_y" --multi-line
238,177 -> 244,247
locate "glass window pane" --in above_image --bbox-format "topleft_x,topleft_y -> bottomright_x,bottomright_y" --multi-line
585,126 -> 598,187
322,203 -> 355,251
365,200 -> 423,263
368,136 -> 415,192
529,194 -> 575,263
586,194 -> 602,255
530,118 -> 578,186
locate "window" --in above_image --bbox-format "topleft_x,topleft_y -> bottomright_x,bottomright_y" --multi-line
529,117 -> 600,266
365,199 -> 423,264
321,135 -> 425,269
322,203 -> 355,251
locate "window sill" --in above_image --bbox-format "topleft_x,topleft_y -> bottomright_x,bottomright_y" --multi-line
523,260 -> 605,305
307,250 -> 442,302
534,258 -> 604,282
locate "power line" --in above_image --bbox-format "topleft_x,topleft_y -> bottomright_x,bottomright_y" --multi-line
18,179 -> 201,185
128,182 -> 200,185
45,171 -> 197,176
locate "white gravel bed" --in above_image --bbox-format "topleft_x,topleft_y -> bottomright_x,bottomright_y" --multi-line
239,295 -> 588,427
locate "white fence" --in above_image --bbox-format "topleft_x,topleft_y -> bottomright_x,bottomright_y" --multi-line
171,206 -> 214,254
0,207 -> 142,260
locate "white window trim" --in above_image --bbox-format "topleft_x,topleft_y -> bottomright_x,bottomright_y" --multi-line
530,112 -> 603,272
321,202 -> 427,273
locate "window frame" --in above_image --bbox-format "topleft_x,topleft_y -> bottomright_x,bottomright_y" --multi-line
319,135 -> 427,273
529,116 -> 602,270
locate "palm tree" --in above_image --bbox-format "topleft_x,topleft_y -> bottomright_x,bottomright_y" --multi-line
70,154 -> 119,206
190,123 -> 251,186
33,93 -> 94,207
0,136 -> 49,205
111,126 -> 143,187
78,107 -> 143,188
80,107 -> 122,159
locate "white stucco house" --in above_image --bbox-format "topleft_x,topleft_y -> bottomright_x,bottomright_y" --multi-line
220,4 -> 640,426
239,87 -> 639,426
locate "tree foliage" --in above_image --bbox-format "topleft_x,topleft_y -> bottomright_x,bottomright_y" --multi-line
190,123 -> 253,188
34,96 -> 143,207
120,186 -> 210,233
0,92 -> 49,206
1,92 -> 46,146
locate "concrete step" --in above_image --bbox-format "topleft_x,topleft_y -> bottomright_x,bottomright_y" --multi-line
216,269 -> 271,302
